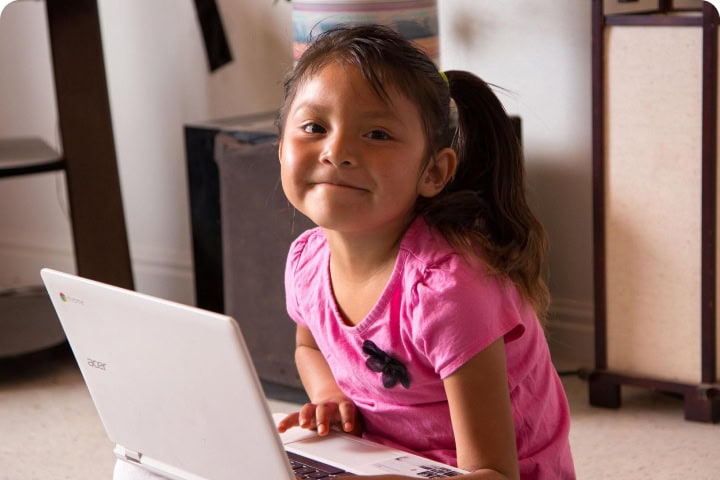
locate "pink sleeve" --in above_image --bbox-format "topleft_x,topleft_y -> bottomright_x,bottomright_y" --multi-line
284,233 -> 310,329
410,256 -> 525,379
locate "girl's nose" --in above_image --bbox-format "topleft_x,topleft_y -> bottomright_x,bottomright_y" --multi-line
321,132 -> 355,167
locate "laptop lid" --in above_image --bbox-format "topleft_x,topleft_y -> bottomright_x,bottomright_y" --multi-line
40,268 -> 295,480
42,268 -> 468,479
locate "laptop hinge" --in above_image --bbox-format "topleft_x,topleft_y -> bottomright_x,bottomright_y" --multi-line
123,448 -> 143,464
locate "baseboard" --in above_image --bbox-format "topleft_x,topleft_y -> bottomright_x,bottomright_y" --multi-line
131,245 -> 195,305
0,238 -> 75,287
546,297 -> 595,370
0,239 -> 195,305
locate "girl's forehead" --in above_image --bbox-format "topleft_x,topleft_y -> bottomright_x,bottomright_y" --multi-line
296,61 -> 407,107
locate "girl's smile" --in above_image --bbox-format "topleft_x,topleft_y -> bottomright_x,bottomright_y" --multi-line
309,175 -> 370,192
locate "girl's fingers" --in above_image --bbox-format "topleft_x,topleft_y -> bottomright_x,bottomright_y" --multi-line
299,403 -> 318,429
277,412 -> 300,433
314,402 -> 339,436
281,401 -> 356,436
338,401 -> 356,432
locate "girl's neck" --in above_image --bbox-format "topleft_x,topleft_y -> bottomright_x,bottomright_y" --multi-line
324,219 -> 411,280
323,218 -> 413,325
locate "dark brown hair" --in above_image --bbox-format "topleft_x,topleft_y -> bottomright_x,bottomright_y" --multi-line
278,25 -> 550,322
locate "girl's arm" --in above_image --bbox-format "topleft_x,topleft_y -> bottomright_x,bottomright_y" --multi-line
276,325 -> 362,436
442,337 -> 519,479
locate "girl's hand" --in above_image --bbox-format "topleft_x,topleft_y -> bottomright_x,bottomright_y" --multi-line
277,398 -> 362,436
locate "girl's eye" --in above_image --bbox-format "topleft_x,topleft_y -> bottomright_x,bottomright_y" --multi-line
367,130 -> 391,141
302,123 -> 326,134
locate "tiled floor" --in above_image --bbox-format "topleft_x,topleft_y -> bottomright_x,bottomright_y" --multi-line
1,344 -> 719,479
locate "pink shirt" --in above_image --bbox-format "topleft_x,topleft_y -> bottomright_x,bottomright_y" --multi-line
285,217 -> 575,479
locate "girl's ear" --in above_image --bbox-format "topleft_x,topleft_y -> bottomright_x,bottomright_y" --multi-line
418,147 -> 457,198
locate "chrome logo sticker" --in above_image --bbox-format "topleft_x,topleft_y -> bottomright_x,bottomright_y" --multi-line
59,292 -> 84,305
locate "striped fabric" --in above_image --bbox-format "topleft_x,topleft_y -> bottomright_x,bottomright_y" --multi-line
291,0 -> 439,63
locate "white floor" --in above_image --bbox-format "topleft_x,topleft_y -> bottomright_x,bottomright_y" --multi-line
1,345 -> 719,480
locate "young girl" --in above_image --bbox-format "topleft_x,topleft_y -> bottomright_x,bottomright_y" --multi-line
276,25 -> 575,480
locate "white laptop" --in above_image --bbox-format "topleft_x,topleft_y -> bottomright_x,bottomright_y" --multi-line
40,268 -> 466,479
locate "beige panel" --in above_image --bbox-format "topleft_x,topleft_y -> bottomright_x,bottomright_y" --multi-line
604,0 -> 660,15
604,26 -> 703,383
673,0 -> 704,10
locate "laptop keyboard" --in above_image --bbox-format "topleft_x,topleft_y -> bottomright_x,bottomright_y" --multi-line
287,451 -> 355,478
286,451 -> 461,479
414,465 -> 462,478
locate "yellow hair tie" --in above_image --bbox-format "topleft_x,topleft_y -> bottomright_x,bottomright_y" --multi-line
439,71 -> 449,87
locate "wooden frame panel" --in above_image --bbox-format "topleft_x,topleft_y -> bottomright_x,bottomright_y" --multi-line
590,0 -> 719,422
45,0 -> 133,289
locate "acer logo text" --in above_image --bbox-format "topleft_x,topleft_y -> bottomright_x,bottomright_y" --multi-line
87,358 -> 107,370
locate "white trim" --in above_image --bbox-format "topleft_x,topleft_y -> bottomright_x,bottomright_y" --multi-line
0,238 -> 75,288
0,239 -> 194,305
131,244 -> 193,272
130,245 -> 195,304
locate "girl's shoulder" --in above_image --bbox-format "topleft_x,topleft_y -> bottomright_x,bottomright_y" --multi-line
400,217 -> 522,317
400,217 -> 487,278
286,227 -> 327,275
289,226 -> 326,256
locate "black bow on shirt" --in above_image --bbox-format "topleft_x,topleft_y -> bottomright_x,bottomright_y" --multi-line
362,340 -> 410,389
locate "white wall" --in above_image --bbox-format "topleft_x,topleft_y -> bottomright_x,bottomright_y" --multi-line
436,1 -> 595,362
0,1 -> 593,364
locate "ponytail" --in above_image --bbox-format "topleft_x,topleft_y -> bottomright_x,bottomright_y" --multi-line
417,71 -> 550,323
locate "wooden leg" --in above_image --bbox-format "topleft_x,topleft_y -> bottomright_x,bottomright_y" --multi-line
588,373 -> 622,409
683,387 -> 720,423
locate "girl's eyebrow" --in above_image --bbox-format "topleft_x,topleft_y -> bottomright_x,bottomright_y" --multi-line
361,109 -> 403,124
290,102 -> 325,116
293,101 -> 402,125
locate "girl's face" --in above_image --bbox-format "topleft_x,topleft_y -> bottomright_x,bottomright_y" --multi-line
279,62 -> 435,236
